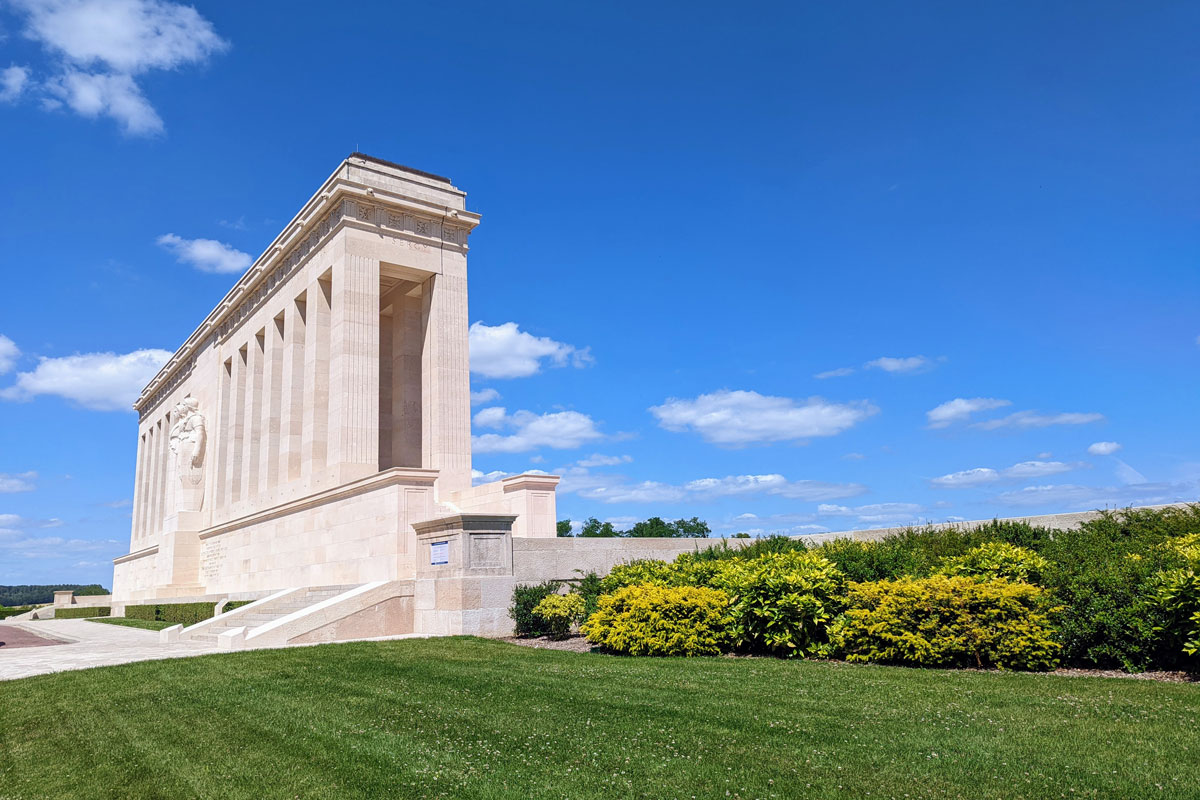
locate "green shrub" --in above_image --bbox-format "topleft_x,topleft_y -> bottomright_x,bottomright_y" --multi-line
937,542 -> 1050,584
0,605 -> 35,620
532,593 -> 586,638
54,606 -> 110,619
222,600 -> 253,613
582,584 -> 732,656
569,571 -> 604,621
831,576 -> 1059,671
509,581 -> 563,637
1148,568 -> 1200,658
1039,525 -> 1188,671
124,603 -> 215,626
598,560 -> 680,594
718,551 -> 845,657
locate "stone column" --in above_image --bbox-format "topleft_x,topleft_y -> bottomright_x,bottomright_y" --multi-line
328,254 -> 380,483
262,315 -> 284,496
421,272 -> 472,492
228,347 -> 247,507
302,277 -> 332,486
280,295 -> 306,483
393,290 -> 424,468
132,430 -> 147,542
242,333 -> 263,502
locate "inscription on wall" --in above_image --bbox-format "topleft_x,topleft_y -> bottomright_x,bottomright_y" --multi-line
201,540 -> 226,580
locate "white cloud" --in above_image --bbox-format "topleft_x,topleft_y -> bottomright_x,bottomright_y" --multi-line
10,0 -> 229,135
472,409 -> 603,453
992,481 -> 1197,510
468,322 -> 591,379
560,466 -> 866,505
650,389 -> 878,446
930,467 -> 1000,488
0,348 -> 171,411
816,501 -> 926,527
0,472 -> 38,493
926,397 -> 1011,429
45,70 -> 160,134
842,452 -> 866,461
1113,459 -> 1147,486
973,411 -> 1104,431
470,468 -> 510,485
0,334 -> 20,374
157,233 -> 252,274
814,367 -> 854,379
0,65 -> 30,102
1088,441 -> 1122,456
864,355 -> 934,374
575,453 -> 632,468
469,388 -> 500,406
930,460 -> 1078,489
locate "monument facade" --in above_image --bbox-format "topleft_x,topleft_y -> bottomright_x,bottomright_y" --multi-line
113,154 -> 561,603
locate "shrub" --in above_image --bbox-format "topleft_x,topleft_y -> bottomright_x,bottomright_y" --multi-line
1039,524 -> 1188,671
1148,568 -> 1200,659
831,575 -> 1060,671
598,560 -> 680,594
532,593 -> 586,638
582,584 -> 732,656
123,603 -> 215,626
719,551 -> 846,657
0,606 -> 35,620
509,581 -> 563,637
937,542 -> 1050,584
54,606 -> 110,619
569,571 -> 604,621
222,600 -> 252,613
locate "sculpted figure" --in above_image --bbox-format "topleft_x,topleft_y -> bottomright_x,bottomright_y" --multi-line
169,396 -> 207,513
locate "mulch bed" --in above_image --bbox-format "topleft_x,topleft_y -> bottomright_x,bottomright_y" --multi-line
0,625 -> 65,649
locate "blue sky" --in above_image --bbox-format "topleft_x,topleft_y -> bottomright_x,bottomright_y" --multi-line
1,1 -> 1198,586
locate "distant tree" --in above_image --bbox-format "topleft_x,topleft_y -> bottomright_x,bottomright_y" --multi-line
732,532 -> 752,539
556,519 -> 574,537
579,517 -> 620,537
0,584 -> 109,606
626,516 -> 711,538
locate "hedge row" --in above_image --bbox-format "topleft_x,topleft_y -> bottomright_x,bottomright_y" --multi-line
124,603 -> 215,627
513,505 -> 1200,672
54,606 -> 110,619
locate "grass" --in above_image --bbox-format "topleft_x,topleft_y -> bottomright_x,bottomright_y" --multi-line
1,638 -> 1198,800
85,617 -> 173,632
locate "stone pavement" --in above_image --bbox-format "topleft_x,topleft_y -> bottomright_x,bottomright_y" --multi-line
0,619 -> 220,681
0,625 -> 66,649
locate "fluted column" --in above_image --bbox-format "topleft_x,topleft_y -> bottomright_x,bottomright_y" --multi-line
228,346 -> 247,507
422,272 -> 471,492
262,315 -> 284,495
302,277 -> 331,485
328,254 -> 380,481
280,296 -> 307,483
132,431 -> 148,541
243,332 -> 264,502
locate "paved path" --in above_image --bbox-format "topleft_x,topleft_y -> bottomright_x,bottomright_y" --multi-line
0,619 -> 220,681
0,625 -> 66,650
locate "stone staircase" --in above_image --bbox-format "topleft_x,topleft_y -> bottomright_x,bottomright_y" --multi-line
181,586 -> 353,644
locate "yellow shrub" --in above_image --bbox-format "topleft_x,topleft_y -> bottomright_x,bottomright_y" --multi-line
831,575 -> 1060,671
937,542 -> 1050,584
581,584 -> 732,656
531,593 -> 585,639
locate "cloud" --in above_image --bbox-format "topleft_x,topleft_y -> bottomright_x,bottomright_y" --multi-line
926,397 -> 1011,429
650,390 -> 878,446
864,355 -> 935,374
992,481 -> 1198,510
0,472 -> 38,493
10,0 -> 229,135
157,233 -> 252,274
1113,459 -> 1147,486
1088,441 -> 1122,456
814,367 -> 854,379
575,453 -> 632,468
469,388 -> 500,406
817,501 -> 926,527
0,348 -> 171,411
0,65 -> 30,102
973,411 -> 1104,431
45,70 -> 160,134
560,466 -> 867,505
471,408 -> 603,453
930,460 -> 1079,489
470,468 -> 510,485
0,334 -> 19,374
468,322 -> 592,379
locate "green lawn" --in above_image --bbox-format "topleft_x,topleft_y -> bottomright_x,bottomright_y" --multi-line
85,617 -> 173,631
1,638 -> 1197,800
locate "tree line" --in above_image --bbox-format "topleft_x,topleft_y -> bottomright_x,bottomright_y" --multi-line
557,516 -> 710,538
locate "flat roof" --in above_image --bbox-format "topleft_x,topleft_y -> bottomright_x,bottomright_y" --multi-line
348,152 -> 452,184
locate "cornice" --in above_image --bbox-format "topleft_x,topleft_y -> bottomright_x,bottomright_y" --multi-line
134,158 -> 480,418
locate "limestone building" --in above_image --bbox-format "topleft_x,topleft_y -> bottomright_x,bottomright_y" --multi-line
111,155 -> 708,646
